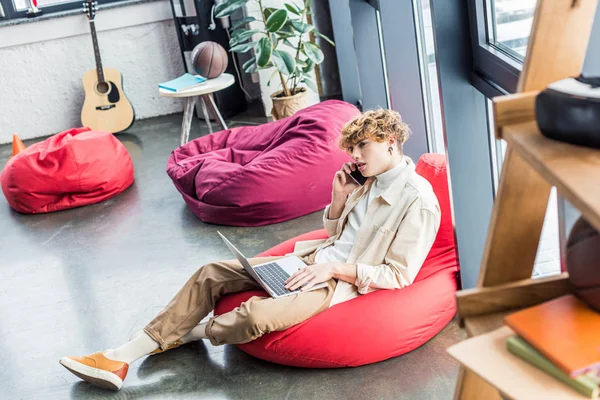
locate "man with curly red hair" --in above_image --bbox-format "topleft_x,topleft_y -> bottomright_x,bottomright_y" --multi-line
60,108 -> 441,391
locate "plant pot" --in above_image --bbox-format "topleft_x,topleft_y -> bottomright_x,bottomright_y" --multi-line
270,88 -> 309,120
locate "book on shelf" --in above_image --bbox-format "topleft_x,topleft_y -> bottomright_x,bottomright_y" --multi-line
158,73 -> 207,92
504,294 -> 600,378
447,326 -> 593,400
506,334 -> 600,399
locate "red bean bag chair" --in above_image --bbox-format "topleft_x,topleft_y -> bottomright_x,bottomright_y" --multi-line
214,153 -> 459,367
1,127 -> 134,214
166,100 -> 359,226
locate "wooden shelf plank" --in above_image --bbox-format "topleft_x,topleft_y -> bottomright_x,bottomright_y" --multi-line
504,121 -> 600,232
457,273 -> 573,319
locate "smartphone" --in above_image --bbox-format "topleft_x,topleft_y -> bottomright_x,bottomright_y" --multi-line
348,167 -> 367,186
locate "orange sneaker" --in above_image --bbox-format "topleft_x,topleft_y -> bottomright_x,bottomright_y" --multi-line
59,352 -> 129,390
149,339 -> 184,355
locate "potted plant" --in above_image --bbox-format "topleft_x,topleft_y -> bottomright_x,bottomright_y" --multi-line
215,0 -> 335,120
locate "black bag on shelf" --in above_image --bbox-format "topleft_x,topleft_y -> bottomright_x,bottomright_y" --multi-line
536,75 -> 600,148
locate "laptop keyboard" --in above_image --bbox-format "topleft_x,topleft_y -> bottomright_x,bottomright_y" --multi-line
254,262 -> 300,296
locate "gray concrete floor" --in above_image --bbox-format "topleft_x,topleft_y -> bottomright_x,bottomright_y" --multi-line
0,110 -> 465,399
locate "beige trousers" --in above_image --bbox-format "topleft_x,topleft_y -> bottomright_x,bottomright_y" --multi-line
144,252 -> 336,348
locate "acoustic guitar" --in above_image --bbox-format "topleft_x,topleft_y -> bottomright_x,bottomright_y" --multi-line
81,0 -> 135,133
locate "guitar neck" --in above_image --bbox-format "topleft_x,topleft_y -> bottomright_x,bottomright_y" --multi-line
88,20 -> 105,83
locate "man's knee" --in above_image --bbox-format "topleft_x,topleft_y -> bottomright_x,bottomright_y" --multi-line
240,300 -> 273,333
198,260 -> 230,279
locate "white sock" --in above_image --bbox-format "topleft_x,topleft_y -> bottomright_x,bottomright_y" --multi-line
129,315 -> 212,343
104,332 -> 159,364
180,322 -> 208,343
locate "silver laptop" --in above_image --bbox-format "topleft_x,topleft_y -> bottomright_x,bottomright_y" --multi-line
217,231 -> 328,298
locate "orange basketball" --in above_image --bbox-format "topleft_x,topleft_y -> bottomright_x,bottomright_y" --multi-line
192,41 -> 228,79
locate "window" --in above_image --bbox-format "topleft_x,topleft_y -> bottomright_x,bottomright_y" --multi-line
0,0 -> 126,21
487,0 -> 537,61
414,0 -> 444,154
469,0 -> 537,95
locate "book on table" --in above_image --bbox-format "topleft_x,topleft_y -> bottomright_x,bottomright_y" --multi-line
503,294 -> 600,378
158,73 -> 207,92
447,326 -> 596,400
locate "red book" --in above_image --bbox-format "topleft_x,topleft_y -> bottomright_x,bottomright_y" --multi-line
504,294 -> 600,378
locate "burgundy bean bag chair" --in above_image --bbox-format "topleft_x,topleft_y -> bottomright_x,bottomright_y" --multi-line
1,127 -> 134,214
166,100 -> 359,226
214,153 -> 459,367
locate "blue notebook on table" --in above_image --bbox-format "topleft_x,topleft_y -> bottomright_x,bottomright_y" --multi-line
158,73 -> 207,92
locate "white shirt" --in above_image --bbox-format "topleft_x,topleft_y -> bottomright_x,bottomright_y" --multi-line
315,160 -> 409,306
315,160 -> 407,267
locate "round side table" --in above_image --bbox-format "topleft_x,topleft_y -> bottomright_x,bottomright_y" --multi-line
159,73 -> 235,145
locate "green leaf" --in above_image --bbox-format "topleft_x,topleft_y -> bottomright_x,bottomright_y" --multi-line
258,61 -> 274,70
229,29 -> 261,46
256,37 -> 273,68
230,41 -> 257,53
279,21 -> 296,36
270,33 -> 279,48
291,20 -> 314,34
283,38 -> 295,48
244,57 -> 257,73
302,77 -> 318,93
294,69 -> 304,82
271,50 -> 296,76
296,58 -> 307,68
284,3 -> 300,15
278,50 -> 296,75
242,56 -> 256,70
305,0 -> 313,9
303,58 -> 315,73
315,30 -> 335,46
230,16 -> 256,31
215,0 -> 249,18
263,7 -> 277,20
303,42 -> 324,64
266,9 -> 288,32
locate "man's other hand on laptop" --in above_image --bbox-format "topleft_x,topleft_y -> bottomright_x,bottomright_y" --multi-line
285,263 -> 335,292
285,262 -> 360,292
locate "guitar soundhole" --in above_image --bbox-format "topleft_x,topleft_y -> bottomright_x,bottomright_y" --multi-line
96,81 -> 110,94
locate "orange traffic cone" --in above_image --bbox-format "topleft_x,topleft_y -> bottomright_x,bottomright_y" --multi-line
12,134 -> 26,156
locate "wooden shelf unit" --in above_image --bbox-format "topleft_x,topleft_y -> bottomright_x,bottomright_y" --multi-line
504,122 -> 600,232
451,0 -> 599,399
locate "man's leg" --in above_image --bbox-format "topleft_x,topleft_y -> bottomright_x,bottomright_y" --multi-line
181,250 -> 321,344
205,278 -> 336,346
60,256 -> 281,390
143,256 -> 282,350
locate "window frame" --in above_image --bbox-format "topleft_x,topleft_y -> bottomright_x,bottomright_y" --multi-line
468,0 -> 529,96
0,0 -> 126,21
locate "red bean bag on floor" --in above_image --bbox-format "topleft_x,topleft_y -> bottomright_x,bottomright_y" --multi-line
1,127 -> 134,214
166,100 -> 359,226
214,153 -> 459,367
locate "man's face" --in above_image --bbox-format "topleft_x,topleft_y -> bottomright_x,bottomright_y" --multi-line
346,138 -> 391,177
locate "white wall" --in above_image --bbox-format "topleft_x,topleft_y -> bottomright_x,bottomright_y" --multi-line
0,1 -> 185,144
0,0 -> 322,144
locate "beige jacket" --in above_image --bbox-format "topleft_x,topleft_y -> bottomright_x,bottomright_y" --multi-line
290,157 -> 441,303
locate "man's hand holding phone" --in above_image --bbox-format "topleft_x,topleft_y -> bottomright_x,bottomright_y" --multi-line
329,162 -> 364,220
333,162 -> 365,197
